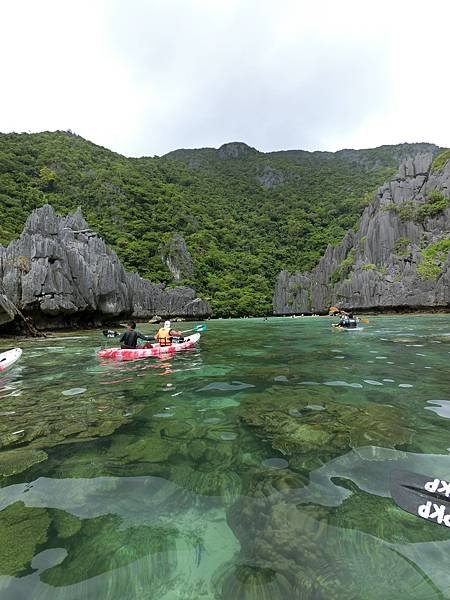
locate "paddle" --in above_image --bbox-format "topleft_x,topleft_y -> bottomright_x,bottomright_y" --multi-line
179,324 -> 207,334
359,317 -> 369,324
102,330 -> 120,338
390,469 -> 450,528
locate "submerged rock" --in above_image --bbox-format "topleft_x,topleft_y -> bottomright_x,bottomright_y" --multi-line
217,564 -> 293,600
225,491 -> 440,600
41,512 -> 178,587
0,501 -> 50,576
0,447 -> 48,477
239,388 -> 414,468
50,509 -> 82,540
0,387 -> 143,452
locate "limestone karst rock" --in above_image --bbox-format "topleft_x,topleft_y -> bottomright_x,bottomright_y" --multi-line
160,233 -> 193,282
0,205 -> 210,330
0,283 -> 17,326
273,153 -> 450,314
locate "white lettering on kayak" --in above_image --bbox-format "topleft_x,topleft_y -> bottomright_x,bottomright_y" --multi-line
418,501 -> 450,526
424,478 -> 450,497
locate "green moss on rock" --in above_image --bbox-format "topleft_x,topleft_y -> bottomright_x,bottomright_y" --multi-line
394,237 -> 411,257
239,389 -> 413,466
50,509 -> 82,540
431,149 -> 450,172
417,237 -> 450,280
0,502 -> 50,576
0,448 -> 48,477
330,248 -> 356,284
416,189 -> 449,222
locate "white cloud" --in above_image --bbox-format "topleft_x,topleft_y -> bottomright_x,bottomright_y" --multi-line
0,0 -> 448,156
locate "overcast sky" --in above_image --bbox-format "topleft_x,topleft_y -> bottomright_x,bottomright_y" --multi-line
1,0 -> 449,157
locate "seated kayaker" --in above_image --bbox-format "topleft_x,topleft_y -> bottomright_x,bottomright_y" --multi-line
119,321 -> 155,349
155,320 -> 182,346
333,312 -> 357,328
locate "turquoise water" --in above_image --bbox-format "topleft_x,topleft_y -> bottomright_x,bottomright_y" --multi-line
0,315 -> 450,599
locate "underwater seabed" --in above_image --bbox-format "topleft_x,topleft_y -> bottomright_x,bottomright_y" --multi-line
0,316 -> 450,598
2,449 -> 450,599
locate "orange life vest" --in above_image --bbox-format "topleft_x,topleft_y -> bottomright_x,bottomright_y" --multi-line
156,327 -> 172,346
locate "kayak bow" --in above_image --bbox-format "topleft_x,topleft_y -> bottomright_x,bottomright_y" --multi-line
0,348 -> 22,372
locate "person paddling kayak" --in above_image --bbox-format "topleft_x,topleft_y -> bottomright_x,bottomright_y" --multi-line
119,321 -> 155,349
333,312 -> 358,328
155,320 -> 182,347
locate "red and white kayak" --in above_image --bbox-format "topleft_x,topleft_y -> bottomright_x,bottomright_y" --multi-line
0,348 -> 22,372
98,333 -> 200,360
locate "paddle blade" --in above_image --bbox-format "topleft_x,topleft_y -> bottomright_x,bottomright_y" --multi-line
194,324 -> 207,332
360,318 -> 370,324
390,469 -> 450,528
103,330 -> 119,338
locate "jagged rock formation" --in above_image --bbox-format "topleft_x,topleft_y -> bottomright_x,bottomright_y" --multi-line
0,205 -> 210,330
273,153 -> 450,314
0,283 -> 17,326
160,234 -> 193,282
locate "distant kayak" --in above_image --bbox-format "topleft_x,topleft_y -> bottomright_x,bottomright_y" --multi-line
98,333 -> 201,360
0,348 -> 22,372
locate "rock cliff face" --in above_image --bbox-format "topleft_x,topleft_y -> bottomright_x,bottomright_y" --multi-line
160,234 -> 193,282
273,153 -> 450,314
0,205 -> 211,330
0,283 -> 17,326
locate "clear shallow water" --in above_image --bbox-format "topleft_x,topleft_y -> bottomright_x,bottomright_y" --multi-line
0,316 -> 450,598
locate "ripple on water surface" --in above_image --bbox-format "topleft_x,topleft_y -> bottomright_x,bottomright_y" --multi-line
61,387 -> 87,396
1,315 -> 450,599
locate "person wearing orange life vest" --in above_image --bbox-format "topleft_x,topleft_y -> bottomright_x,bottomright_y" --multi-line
155,320 -> 183,346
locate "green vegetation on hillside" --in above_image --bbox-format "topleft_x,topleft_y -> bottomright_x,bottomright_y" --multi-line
330,248 -> 356,284
0,132 -> 440,316
385,189 -> 449,224
417,237 -> 450,280
394,237 -> 412,258
431,149 -> 450,172
416,189 -> 449,222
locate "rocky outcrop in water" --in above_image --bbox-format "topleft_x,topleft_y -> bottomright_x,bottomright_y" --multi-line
0,205 -> 210,330
273,152 -> 450,314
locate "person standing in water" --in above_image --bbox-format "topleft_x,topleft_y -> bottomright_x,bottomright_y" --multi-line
119,321 -> 155,349
155,320 -> 183,346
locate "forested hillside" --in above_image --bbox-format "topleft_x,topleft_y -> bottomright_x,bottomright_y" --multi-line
0,131 -> 440,316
